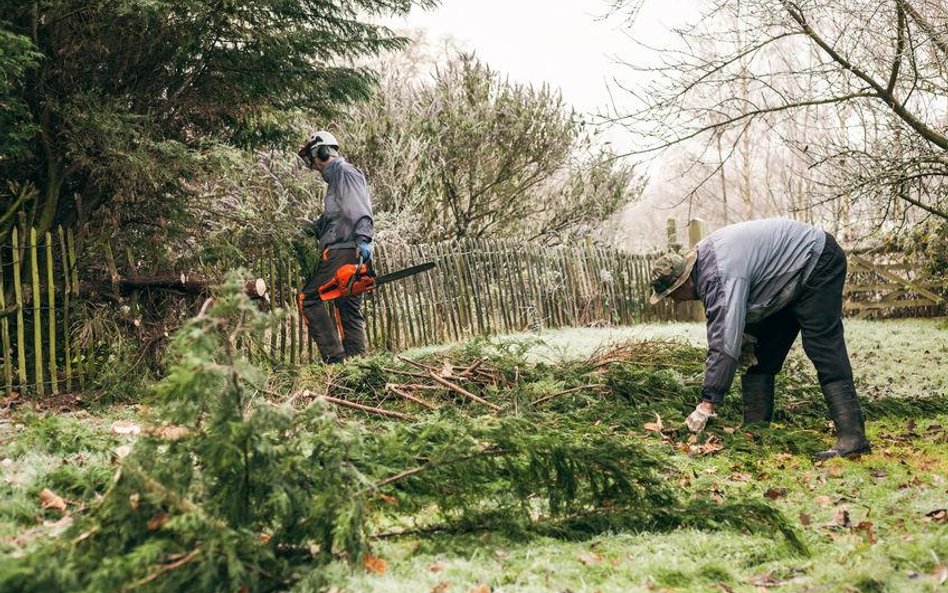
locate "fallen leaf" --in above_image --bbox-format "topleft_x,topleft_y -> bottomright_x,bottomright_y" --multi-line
467,585 -> 490,593
493,550 -> 509,560
815,495 -> 833,506
259,532 -> 271,543
110,421 -> 141,436
147,512 -> 169,531
378,493 -> 398,506
129,492 -> 140,510
924,509 -> 947,523
363,553 -> 387,576
578,551 -> 603,565
799,513 -> 812,526
729,472 -> 752,483
764,487 -> 788,500
440,360 -> 454,378
644,413 -> 664,433
114,445 -> 132,459
827,507 -> 851,529
429,561 -> 446,573
430,582 -> 449,593
932,565 -> 948,585
855,520 -> 876,544
39,488 -> 67,513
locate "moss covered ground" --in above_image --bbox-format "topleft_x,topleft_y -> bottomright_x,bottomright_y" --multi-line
1,319 -> 946,592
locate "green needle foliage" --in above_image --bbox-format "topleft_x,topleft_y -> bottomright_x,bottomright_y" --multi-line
0,280 -> 814,592
0,0 -> 435,246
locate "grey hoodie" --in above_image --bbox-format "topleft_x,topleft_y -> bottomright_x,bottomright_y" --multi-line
693,219 -> 826,402
317,157 -> 375,250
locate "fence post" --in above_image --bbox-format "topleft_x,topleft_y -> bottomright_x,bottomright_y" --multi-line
31,227 -> 45,396
687,218 -> 707,322
0,245 -> 11,395
11,228 -> 26,388
46,231 -> 58,394
666,218 -> 682,252
58,227 -> 73,392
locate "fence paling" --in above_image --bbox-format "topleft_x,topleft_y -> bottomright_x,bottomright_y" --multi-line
58,227 -> 72,392
12,229 -> 26,387
0,245 -> 11,395
30,228 -> 44,396
46,233 -> 58,394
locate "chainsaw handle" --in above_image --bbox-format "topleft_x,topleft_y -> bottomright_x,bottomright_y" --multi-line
346,253 -> 362,294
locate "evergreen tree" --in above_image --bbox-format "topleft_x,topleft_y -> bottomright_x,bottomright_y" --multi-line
0,0 -> 434,246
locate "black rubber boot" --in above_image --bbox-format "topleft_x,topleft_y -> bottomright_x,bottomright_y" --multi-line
815,380 -> 871,460
742,374 -> 775,425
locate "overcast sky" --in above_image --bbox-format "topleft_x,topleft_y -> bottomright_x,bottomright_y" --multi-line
384,0 -> 702,140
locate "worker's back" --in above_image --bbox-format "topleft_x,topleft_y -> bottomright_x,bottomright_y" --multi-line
699,218 -> 826,322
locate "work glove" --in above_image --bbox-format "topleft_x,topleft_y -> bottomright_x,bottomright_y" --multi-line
357,240 -> 374,263
685,404 -> 717,433
739,333 -> 758,367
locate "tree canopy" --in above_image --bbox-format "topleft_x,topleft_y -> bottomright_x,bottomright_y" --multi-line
609,0 -> 948,230
342,52 -> 640,244
0,0 -> 434,247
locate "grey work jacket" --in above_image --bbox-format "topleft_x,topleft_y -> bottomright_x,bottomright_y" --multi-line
317,157 -> 375,250
693,219 -> 826,402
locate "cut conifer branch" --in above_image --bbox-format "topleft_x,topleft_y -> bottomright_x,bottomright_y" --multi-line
428,372 -> 502,412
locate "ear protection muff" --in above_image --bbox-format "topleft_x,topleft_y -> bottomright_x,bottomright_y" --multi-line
315,144 -> 331,162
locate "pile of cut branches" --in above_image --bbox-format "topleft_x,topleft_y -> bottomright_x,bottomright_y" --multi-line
0,286 -> 809,593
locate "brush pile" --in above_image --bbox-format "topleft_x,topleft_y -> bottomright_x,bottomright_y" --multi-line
0,283 -> 817,593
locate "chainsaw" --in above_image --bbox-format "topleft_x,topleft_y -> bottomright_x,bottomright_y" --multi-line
318,255 -> 435,301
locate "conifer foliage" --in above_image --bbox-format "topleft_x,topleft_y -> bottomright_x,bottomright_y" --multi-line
0,281 -> 807,592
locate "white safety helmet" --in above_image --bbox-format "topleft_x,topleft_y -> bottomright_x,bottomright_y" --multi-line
298,130 -> 340,165
307,130 -> 339,149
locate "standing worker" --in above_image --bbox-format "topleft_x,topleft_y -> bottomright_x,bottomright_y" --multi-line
297,130 -> 375,364
649,218 -> 871,459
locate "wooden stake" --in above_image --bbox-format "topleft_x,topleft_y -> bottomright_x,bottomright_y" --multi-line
0,246 -> 11,395
58,227 -> 72,392
11,228 -> 26,388
31,227 -> 44,395
46,232 -> 58,394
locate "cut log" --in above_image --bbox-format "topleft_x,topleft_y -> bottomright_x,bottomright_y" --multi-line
77,274 -> 268,300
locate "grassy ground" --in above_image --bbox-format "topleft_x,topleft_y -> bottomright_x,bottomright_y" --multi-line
1,319 -> 946,592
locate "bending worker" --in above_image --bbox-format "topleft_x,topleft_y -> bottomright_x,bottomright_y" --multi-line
649,218 -> 871,459
297,130 -> 374,364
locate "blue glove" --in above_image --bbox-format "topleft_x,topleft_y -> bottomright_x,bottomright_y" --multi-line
357,241 -> 374,262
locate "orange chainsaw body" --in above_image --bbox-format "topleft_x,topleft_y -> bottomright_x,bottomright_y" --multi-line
318,263 -> 376,300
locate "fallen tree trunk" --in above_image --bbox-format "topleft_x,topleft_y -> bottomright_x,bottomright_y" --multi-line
78,274 -> 268,299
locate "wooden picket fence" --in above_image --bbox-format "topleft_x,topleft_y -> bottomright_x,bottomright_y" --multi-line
0,226 -> 80,396
3,225 -> 944,395
256,239 -> 678,364
364,239 -> 677,351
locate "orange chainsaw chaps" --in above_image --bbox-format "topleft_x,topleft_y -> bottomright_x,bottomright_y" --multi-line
318,263 -> 377,301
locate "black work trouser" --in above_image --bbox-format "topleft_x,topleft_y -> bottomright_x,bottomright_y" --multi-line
299,247 -> 367,363
744,233 -> 854,386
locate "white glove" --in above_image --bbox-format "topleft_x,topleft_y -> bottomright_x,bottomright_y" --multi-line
686,404 -> 716,433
